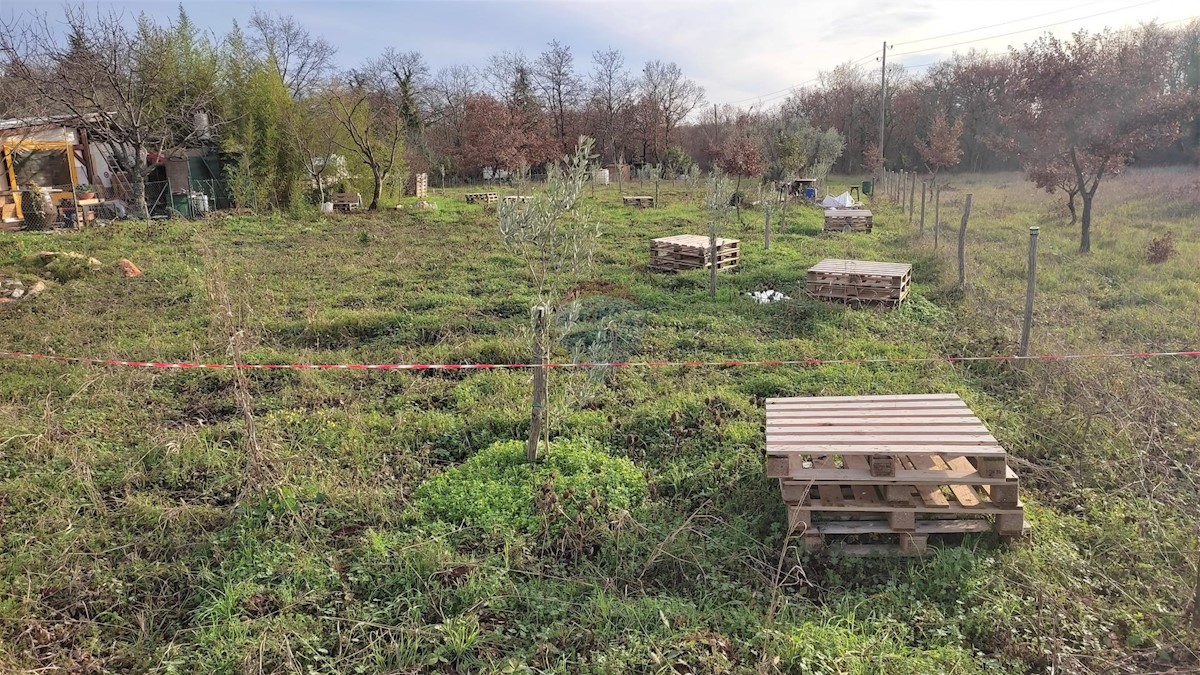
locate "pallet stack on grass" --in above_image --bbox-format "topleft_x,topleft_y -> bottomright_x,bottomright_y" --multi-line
649,234 -> 740,272
623,195 -> 655,208
823,208 -> 873,232
331,192 -> 361,212
766,393 -> 1026,555
466,192 -> 498,206
806,258 -> 911,307
406,172 -> 428,198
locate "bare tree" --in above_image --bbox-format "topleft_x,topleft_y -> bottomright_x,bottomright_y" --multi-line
327,69 -> 404,211
639,60 -> 705,163
427,64 -> 477,131
588,48 -> 634,164
534,40 -> 582,153
247,9 -> 335,98
378,49 -> 428,129
0,7 -> 219,219
287,93 -> 339,202
483,50 -> 532,108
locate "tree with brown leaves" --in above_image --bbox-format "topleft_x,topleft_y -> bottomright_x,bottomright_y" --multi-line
998,26 -> 1197,252
915,112 -> 963,190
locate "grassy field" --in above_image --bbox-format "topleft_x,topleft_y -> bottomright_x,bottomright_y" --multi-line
1,168 -> 1198,673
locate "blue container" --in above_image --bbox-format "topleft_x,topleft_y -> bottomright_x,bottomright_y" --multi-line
803,187 -> 817,200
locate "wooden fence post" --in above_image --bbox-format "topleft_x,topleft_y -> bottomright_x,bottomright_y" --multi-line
527,305 -> 548,462
763,207 -> 771,250
933,185 -> 941,249
908,173 -> 916,224
1018,227 -> 1040,362
919,181 -> 927,234
709,222 -> 718,299
958,193 -> 972,288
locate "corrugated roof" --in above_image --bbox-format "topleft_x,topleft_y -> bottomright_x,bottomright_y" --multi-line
0,112 -> 108,131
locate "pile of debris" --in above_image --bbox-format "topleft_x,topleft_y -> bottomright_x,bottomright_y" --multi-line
0,276 -> 46,304
820,191 -> 859,209
746,288 -> 791,304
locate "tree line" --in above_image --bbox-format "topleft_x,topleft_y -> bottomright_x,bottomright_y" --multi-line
1,6 -> 1196,251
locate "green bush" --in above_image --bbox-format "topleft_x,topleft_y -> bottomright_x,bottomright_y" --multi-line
415,439 -> 646,554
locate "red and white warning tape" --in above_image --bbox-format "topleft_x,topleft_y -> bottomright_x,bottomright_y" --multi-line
0,349 -> 1197,371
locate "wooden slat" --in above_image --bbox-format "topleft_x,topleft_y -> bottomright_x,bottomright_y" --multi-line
766,400 -> 970,411
772,413 -> 988,422
766,446 -> 1007,458
808,259 -> 910,275
906,455 -> 951,508
767,393 -> 960,404
941,456 -> 982,507
767,434 -> 997,445
777,464 -> 1018,484
815,520 -> 993,535
768,424 -> 991,435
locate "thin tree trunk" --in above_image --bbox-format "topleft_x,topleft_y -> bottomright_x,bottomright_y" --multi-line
131,166 -> 150,220
919,181 -> 927,235
1067,192 -> 1077,226
369,169 -> 382,211
734,175 -> 744,225
1079,191 -> 1093,253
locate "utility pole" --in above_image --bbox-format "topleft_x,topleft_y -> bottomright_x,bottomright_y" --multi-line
879,41 -> 887,171
1018,227 -> 1040,362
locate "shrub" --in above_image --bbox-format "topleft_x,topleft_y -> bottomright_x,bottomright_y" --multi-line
1146,232 -> 1176,264
415,439 -> 646,556
19,185 -> 49,231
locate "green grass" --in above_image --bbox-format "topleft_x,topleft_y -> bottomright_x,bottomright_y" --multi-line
1,170 -> 1198,673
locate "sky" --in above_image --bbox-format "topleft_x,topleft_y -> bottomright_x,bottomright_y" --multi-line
4,0 -> 1197,109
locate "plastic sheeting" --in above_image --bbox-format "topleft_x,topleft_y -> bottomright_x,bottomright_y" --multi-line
820,191 -> 857,208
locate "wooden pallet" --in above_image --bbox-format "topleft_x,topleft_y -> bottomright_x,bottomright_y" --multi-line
624,195 -> 655,208
407,172 -> 428,198
767,393 -> 1025,556
824,208 -> 873,232
649,234 -> 740,272
794,518 -> 1030,556
331,192 -> 361,212
806,258 -> 911,306
466,192 -> 498,205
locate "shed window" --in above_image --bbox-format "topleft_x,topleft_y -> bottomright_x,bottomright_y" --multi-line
12,149 -> 73,189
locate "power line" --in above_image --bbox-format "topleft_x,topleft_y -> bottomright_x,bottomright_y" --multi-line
891,1 -> 1102,47
891,0 -> 1165,57
719,3 -> 1196,110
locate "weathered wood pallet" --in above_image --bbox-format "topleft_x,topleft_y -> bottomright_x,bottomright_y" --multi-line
649,234 -> 740,272
769,393 -> 1026,555
466,192 -> 498,205
794,518 -> 1030,556
624,195 -> 655,208
331,192 -> 361,212
766,394 -> 1009,480
806,258 -> 912,306
407,172 -> 428,198
824,208 -> 873,232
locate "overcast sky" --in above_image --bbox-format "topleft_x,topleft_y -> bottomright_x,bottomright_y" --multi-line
5,0 -> 1196,108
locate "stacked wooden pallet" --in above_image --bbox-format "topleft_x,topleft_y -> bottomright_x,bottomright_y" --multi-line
649,234 -> 740,272
824,208 -> 873,232
407,172 -> 428,198
766,393 -> 1025,556
806,258 -> 911,306
623,195 -> 655,208
466,192 -> 498,205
